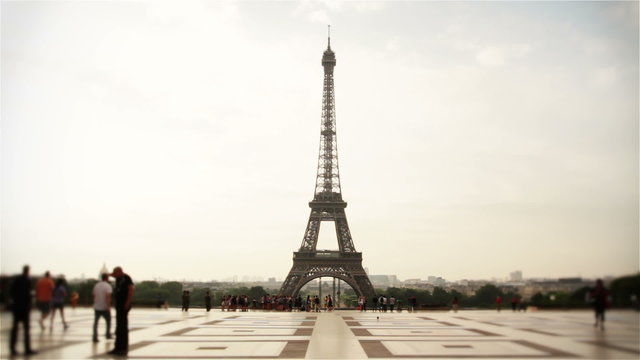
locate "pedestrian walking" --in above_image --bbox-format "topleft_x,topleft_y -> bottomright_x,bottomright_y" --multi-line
35,271 -> 54,331
50,277 -> 69,330
590,279 -> 609,330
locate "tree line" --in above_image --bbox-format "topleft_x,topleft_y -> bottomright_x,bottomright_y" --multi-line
380,274 -> 639,309
3,274 -> 637,310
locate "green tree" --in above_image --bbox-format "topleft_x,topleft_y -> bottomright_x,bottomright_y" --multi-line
610,274 -> 640,308
472,284 -> 503,308
248,286 -> 268,301
159,281 -> 182,306
431,287 -> 451,306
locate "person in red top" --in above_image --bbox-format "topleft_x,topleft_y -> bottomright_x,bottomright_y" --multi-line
35,271 -> 55,331
496,296 -> 502,312
511,296 -> 520,312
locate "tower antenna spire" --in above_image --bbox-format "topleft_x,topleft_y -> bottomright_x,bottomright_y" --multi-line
328,25 -> 331,48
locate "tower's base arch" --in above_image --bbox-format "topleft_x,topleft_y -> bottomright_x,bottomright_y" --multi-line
280,251 -> 375,299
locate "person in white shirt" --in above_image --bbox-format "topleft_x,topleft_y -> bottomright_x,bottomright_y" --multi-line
92,273 -> 112,342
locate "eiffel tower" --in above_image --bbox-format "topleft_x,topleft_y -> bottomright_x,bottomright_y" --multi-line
280,31 -> 376,299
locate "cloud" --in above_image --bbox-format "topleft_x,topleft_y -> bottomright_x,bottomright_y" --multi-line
475,46 -> 506,66
308,9 -> 331,24
475,43 -> 532,66
590,67 -> 618,88
293,0 -> 383,25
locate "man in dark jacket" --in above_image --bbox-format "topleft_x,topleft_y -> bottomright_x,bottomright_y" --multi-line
10,265 -> 37,356
108,266 -> 134,356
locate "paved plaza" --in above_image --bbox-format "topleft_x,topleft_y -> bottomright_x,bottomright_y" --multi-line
1,308 -> 638,359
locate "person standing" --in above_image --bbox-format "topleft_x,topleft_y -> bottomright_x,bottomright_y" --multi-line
50,277 -> 69,330
511,296 -> 520,312
182,290 -> 190,312
35,271 -> 54,331
108,267 -> 134,356
590,279 -> 609,330
496,296 -> 502,312
9,265 -> 37,356
92,273 -> 113,342
204,291 -> 212,312
452,296 -> 459,313
389,296 -> 396,312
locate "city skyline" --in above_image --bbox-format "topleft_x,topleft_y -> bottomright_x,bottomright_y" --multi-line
2,1 -> 638,283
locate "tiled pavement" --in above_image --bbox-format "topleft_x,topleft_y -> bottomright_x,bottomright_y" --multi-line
1,308 -> 638,359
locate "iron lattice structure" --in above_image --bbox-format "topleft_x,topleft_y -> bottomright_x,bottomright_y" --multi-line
280,35 -> 376,299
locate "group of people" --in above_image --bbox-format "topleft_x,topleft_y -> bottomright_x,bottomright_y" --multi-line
214,294 -> 336,312
356,295 -> 398,312
34,271 -> 71,332
179,292 -> 343,312
220,294 -> 252,311
8,265 -> 134,357
9,268 -> 72,356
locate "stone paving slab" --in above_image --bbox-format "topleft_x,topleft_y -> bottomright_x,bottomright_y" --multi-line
1,308 -> 637,359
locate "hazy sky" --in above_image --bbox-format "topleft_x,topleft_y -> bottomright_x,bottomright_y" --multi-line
2,1 -> 638,283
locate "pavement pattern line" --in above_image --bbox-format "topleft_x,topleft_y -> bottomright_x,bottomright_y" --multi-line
1,308 -> 639,359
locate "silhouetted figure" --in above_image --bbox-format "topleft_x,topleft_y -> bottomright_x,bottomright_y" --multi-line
205,291 -> 212,312
511,296 -> 520,312
389,296 -> 396,312
35,270 -> 54,331
496,296 -> 502,312
409,296 -> 417,312
452,296 -> 459,313
590,279 -> 609,330
92,273 -> 112,342
9,265 -> 37,356
108,266 -> 134,356
50,277 -> 69,330
295,295 -> 302,311
182,290 -> 190,311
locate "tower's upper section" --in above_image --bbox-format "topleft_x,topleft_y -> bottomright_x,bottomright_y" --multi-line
313,28 -> 342,202
322,37 -> 336,74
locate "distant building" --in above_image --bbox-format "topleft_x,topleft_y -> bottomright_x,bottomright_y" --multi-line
99,263 -> 109,279
427,276 -> 446,286
521,278 -> 591,300
510,270 -> 523,281
369,275 -> 401,288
